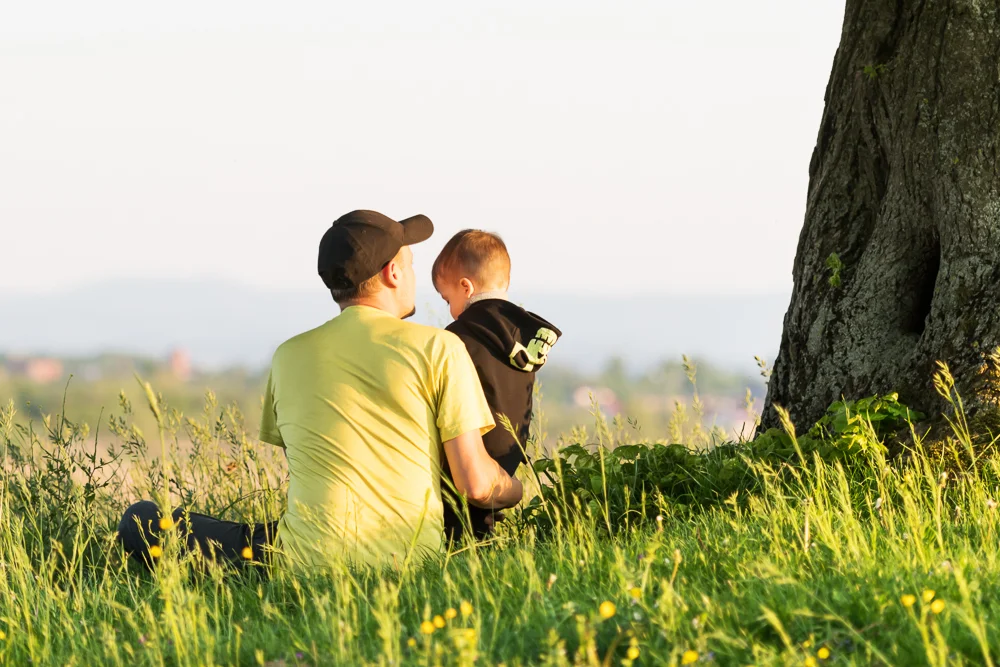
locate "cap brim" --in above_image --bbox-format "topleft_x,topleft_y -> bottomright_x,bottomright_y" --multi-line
399,214 -> 434,245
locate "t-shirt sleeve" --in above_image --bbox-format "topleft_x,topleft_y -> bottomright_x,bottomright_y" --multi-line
258,370 -> 285,448
435,333 -> 496,442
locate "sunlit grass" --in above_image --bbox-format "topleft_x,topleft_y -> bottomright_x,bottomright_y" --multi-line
3,362 -> 1000,665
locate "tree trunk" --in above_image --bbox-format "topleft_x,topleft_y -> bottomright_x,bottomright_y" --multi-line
763,0 -> 1000,431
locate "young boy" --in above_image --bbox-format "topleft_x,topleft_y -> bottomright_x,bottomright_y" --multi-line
432,229 -> 561,540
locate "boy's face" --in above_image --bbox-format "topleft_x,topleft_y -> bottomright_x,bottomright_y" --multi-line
435,273 -> 475,320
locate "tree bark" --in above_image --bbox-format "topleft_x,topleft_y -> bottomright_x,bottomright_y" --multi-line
763,0 -> 1000,431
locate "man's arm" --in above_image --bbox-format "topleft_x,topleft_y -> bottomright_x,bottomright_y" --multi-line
259,370 -> 286,449
443,429 -> 523,509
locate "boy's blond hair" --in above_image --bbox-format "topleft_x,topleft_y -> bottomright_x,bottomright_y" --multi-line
432,230 -> 511,289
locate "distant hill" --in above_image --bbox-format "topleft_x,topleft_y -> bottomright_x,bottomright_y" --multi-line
0,281 -> 788,373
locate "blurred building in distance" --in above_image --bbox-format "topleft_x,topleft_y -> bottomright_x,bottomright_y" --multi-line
169,348 -> 192,382
573,385 -> 621,416
4,356 -> 65,384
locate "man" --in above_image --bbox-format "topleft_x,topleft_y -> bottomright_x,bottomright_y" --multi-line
118,210 -> 522,569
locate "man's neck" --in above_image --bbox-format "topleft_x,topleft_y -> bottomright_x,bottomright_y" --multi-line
340,297 -> 401,318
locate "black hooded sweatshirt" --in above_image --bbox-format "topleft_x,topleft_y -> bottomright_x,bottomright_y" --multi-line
441,297 -> 561,540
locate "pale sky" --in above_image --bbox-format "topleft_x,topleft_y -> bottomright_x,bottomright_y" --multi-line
1,1 -> 844,297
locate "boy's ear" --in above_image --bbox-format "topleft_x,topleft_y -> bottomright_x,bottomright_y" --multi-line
459,278 -> 475,297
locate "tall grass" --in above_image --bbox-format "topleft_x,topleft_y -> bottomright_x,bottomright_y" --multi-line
2,365 -> 1000,666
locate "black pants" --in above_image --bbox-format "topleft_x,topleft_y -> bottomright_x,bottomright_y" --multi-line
118,500 -> 278,569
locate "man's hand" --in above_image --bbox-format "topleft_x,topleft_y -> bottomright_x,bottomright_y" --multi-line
443,430 -> 523,509
483,511 -> 506,530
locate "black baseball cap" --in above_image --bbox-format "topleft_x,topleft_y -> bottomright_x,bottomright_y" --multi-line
318,210 -> 434,290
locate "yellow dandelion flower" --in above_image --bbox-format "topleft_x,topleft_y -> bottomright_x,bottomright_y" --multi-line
599,601 -> 616,619
460,601 -> 473,617
464,628 -> 477,642
433,615 -> 446,629
241,546 -> 254,560
901,594 -> 916,608
158,517 -> 174,531
681,649 -> 699,665
0,630 -> 6,641
922,589 -> 935,604
629,587 -> 642,600
805,657 -> 817,667
148,545 -> 162,559
407,637 -> 417,648
801,638 -> 813,649
931,599 -> 945,614
445,608 -> 458,620
627,646 -> 640,660
420,621 -> 435,635
817,647 -> 831,660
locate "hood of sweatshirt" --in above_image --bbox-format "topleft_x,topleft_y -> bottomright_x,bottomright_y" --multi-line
456,299 -> 561,373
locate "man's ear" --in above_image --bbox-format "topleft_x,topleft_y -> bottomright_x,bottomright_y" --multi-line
382,247 -> 410,289
382,260 -> 402,289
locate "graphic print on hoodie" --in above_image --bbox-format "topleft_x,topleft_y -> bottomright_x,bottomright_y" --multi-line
441,298 -> 561,540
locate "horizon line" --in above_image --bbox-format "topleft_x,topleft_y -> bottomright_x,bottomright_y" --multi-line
2,276 -> 793,300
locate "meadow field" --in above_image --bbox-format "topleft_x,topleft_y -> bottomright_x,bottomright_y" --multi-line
2,365 -> 999,666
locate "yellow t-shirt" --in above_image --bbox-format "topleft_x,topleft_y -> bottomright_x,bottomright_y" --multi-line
259,305 -> 495,569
